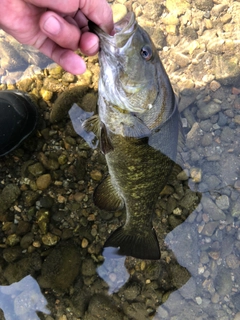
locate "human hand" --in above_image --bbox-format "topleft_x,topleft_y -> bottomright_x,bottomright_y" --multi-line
0,0 -> 113,74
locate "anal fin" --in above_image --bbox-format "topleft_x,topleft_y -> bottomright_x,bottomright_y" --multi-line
104,226 -> 160,260
94,176 -> 124,211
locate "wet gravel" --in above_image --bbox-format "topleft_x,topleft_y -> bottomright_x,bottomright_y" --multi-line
0,0 -> 240,319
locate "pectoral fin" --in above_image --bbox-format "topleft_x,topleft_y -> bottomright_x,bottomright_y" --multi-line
94,175 -> 124,211
104,226 -> 160,260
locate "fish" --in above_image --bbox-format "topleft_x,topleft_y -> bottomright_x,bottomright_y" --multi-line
80,12 -> 182,260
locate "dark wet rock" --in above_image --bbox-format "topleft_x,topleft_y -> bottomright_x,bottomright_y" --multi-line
50,86 -> 89,123
169,263 -> 190,289
38,195 -> 54,208
38,152 -> 59,171
20,233 -> 34,249
0,184 -> 21,217
28,162 -> 45,177
3,254 -> 39,284
82,259 -> 96,277
22,190 -> 39,207
38,240 -> 81,291
121,281 -> 141,300
6,234 -> 21,246
84,294 -> 124,320
201,196 -> 226,220
16,221 -> 31,236
123,301 -> 150,320
214,267 -> 233,296
3,246 -> 23,263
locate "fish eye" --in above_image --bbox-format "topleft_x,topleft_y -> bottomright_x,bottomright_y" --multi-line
140,46 -> 152,61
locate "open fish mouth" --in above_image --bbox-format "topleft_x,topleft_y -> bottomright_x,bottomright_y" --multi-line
89,12 -> 137,48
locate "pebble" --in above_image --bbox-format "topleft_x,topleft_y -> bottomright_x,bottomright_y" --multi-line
225,254 -> 240,269
90,169 -> 103,181
42,232 -> 59,246
36,174 -> 52,190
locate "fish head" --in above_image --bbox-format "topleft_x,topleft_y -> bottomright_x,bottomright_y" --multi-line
89,12 -> 161,114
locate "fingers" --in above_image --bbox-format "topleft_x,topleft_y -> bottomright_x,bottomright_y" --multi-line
40,11 -> 81,51
79,32 -> 99,56
38,37 -> 87,74
26,0 -> 114,34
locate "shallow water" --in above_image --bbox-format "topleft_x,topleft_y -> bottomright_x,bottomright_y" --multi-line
0,1 -> 240,319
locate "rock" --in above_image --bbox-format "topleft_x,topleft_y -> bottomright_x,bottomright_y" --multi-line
22,190 -> 39,207
28,162 -> 45,177
41,232 -> 59,246
84,294 -> 124,320
112,4 -> 128,23
62,72 -> 75,83
165,0 -> 190,16
20,233 -> 34,249
36,209 -> 50,234
231,201 -> 240,218
195,0 -> 214,11
201,196 -> 226,220
82,259 -> 96,277
197,102 -> 221,120
36,174 -> 52,190
50,86 -> 89,123
90,170 -> 103,181
3,246 -> 23,263
179,278 -> 196,300
0,184 -> 21,216
226,254 -> 240,269
143,2 -> 163,20
38,241 -> 81,291
214,267 -> 233,296
215,195 -> 230,210
201,221 -> 219,236
40,88 -> 53,101
214,55 -> 240,86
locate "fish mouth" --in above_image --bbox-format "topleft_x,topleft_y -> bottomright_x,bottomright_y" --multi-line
89,12 -> 137,48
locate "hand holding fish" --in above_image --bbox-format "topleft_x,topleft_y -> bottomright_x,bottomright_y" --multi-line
0,0 -> 113,74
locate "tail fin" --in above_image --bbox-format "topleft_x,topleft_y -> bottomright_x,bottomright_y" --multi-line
104,226 -> 160,260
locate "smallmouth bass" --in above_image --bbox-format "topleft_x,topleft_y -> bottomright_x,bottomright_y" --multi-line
76,12 -> 182,260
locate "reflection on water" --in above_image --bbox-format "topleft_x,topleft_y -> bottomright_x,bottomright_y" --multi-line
0,275 -> 49,319
1,1 -> 240,320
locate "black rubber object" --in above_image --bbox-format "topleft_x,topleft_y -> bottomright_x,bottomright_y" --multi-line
0,90 -> 38,156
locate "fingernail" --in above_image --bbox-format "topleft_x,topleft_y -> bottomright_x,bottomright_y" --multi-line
43,16 -> 61,35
